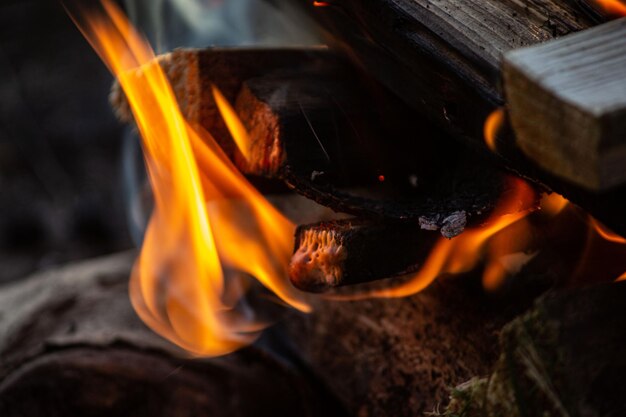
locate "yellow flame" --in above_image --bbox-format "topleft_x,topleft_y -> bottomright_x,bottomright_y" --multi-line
212,85 -> 252,161
484,108 -> 505,152
70,0 -> 308,357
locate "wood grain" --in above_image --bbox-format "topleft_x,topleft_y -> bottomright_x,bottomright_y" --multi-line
504,17 -> 626,190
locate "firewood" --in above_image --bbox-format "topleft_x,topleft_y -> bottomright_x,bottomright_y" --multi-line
111,47 -> 521,235
503,18 -> 626,191
0,252 -> 344,417
289,218 -> 439,292
300,0 -> 626,237
110,47 -> 335,157
233,69 -> 517,228
443,281 -> 626,417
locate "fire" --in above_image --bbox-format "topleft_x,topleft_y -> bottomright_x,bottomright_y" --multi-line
540,192 -> 569,217
484,108 -> 505,152
595,0 -> 626,16
211,85 -> 251,161
329,176 -> 537,300
590,217 -> 626,244
69,0 -> 309,356
313,1 -> 331,7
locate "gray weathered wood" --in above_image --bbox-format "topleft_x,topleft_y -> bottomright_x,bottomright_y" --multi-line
504,17 -> 626,191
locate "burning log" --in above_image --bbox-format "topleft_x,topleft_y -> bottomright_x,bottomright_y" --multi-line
289,218 -> 439,292
503,17 -> 626,191
443,281 -> 626,416
110,47 -> 335,157
111,46 -> 524,236
0,252 -> 343,417
298,0 -> 626,236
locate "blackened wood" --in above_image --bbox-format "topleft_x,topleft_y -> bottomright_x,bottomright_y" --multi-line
0,252 -> 345,417
111,47 -> 523,235
298,0 -> 626,235
233,68 -> 518,230
289,218 -> 439,292
110,47 -> 335,157
504,18 -> 626,191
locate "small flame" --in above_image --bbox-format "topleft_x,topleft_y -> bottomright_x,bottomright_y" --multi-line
594,0 -> 626,16
590,217 -> 626,244
212,85 -> 252,161
484,108 -> 505,152
313,1 -> 331,7
70,0 -> 308,356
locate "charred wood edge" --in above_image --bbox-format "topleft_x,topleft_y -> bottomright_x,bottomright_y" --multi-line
288,218 -> 440,292
109,46 -> 336,159
0,252 -> 346,417
233,70 -> 521,231
110,47 -> 522,235
297,0 -> 626,235
503,18 -> 626,191
443,281 -> 626,417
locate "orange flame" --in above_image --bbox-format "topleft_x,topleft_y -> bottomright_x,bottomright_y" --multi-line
70,0 -> 309,356
595,0 -> 626,16
313,1 -> 331,6
590,217 -> 626,244
484,108 -> 505,152
211,85 -> 251,161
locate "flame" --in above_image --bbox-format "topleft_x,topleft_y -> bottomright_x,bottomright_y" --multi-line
313,1 -> 331,6
211,85 -> 251,161
484,108 -> 505,152
590,217 -> 626,244
69,0 -> 309,356
595,0 -> 626,16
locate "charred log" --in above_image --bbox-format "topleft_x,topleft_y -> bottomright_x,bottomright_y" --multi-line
289,218 -> 440,292
297,0 -> 626,235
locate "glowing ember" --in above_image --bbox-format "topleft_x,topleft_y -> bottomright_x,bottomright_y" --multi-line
540,193 -> 569,217
69,0 -> 309,356
595,0 -> 626,16
483,108 -> 505,152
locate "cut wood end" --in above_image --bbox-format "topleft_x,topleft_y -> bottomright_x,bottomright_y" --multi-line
289,226 -> 347,292
109,50 -> 200,124
504,18 -> 626,191
234,81 -> 287,175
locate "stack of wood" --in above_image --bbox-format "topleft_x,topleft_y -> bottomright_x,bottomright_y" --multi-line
3,0 -> 626,416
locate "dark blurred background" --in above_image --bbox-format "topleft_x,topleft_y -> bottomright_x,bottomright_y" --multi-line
0,0 -> 132,283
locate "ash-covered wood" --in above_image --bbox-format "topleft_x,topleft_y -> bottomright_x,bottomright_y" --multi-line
504,18 -> 626,191
443,281 -> 626,417
289,218 -> 439,292
0,252 -> 344,417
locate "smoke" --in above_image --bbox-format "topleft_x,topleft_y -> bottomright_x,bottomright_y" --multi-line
123,0 -> 320,52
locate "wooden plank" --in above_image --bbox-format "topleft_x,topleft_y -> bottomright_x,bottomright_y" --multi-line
504,17 -> 626,190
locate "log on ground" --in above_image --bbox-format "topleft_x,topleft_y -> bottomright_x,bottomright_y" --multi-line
0,252 -> 344,417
